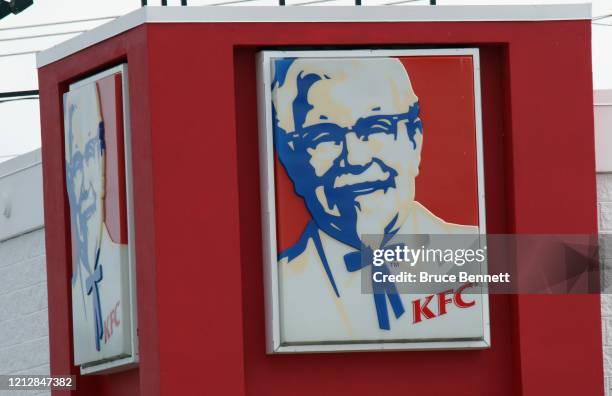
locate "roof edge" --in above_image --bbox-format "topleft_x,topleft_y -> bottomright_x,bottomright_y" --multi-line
37,4 -> 591,68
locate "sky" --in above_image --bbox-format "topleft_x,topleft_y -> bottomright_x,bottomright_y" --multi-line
0,0 -> 611,163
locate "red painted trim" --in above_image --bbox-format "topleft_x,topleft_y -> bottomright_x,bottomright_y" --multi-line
39,26 -> 154,396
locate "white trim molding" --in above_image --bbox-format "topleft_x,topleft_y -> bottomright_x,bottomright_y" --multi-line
37,4 -> 591,68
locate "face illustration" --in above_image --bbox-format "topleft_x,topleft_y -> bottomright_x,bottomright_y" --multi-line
65,84 -> 105,268
273,58 -> 423,247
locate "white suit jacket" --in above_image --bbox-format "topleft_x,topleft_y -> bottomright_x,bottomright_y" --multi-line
278,202 -> 484,344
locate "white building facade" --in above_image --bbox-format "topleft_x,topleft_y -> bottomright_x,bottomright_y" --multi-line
0,149 -> 49,396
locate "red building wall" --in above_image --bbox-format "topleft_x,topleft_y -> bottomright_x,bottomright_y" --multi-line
38,18 -> 602,396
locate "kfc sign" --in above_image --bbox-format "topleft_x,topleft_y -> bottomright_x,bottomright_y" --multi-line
257,49 -> 489,352
64,64 -> 139,372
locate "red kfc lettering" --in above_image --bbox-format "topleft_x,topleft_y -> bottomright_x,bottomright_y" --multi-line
454,283 -> 476,308
412,284 -> 477,324
437,290 -> 454,316
103,301 -> 121,344
111,301 -> 121,327
412,294 -> 436,323
104,316 -> 112,343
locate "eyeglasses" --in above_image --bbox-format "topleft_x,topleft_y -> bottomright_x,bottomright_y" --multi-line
282,102 -> 422,150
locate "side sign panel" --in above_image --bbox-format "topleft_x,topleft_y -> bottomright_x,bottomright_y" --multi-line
64,64 -> 138,371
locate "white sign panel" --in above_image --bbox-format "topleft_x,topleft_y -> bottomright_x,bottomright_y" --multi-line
64,64 -> 138,373
257,49 -> 490,353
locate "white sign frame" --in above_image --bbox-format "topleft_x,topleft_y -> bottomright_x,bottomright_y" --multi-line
67,64 -> 139,373
257,49 -> 489,353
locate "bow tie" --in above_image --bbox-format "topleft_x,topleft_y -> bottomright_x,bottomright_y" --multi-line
344,246 -> 405,330
85,248 -> 104,352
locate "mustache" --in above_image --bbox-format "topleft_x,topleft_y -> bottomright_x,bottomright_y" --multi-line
321,158 -> 397,205
333,161 -> 392,188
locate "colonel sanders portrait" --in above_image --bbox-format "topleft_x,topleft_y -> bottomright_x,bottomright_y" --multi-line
271,57 -> 479,342
65,83 -> 107,353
